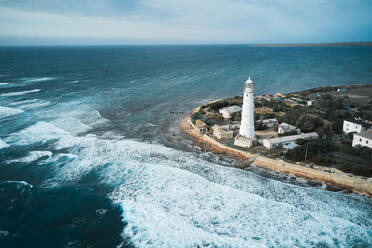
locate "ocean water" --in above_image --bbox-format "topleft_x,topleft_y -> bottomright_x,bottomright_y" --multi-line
0,45 -> 372,248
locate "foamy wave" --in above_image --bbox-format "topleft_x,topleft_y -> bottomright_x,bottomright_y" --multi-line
3,180 -> 33,188
7,151 -> 53,163
79,109 -> 109,127
67,80 -> 79,84
6,118 -> 370,247
22,77 -> 56,83
51,117 -> 92,135
19,101 -> 51,110
1,89 -> 40,97
0,106 -> 24,118
0,82 -> 9,86
33,133 -> 371,247
5,121 -> 69,146
0,139 -> 9,149
8,99 -> 39,106
108,154 -> 371,247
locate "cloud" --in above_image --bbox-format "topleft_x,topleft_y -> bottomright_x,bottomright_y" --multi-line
0,0 -> 371,45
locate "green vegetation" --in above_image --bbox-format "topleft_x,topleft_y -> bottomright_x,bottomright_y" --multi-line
204,97 -> 242,112
285,135 -> 372,177
191,109 -> 225,126
193,86 -> 372,178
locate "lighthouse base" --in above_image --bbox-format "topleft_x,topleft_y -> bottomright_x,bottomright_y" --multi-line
234,135 -> 256,148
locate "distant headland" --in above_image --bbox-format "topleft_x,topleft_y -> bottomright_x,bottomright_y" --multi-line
251,41 -> 372,47
180,82 -> 372,197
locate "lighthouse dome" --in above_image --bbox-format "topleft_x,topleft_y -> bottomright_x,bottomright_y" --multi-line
245,76 -> 254,84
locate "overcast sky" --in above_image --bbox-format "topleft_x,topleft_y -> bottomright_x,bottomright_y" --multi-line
0,0 -> 371,45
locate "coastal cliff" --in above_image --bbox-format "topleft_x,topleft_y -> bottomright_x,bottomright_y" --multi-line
181,106 -> 372,197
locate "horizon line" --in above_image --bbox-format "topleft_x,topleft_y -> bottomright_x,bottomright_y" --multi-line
0,41 -> 372,47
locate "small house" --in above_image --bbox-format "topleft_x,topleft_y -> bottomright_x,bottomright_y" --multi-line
278,123 -> 301,135
211,124 -> 240,140
256,118 -> 278,128
219,105 -> 241,119
195,120 -> 208,134
263,132 -> 319,149
343,120 -> 371,134
352,130 -> 372,148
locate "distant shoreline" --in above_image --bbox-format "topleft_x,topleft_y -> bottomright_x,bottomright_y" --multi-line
251,41 -> 372,47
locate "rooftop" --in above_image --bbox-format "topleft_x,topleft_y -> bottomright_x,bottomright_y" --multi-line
219,105 -> 241,114
278,122 -> 298,131
345,119 -> 372,128
265,132 -> 319,144
354,130 -> 372,140
195,119 -> 207,128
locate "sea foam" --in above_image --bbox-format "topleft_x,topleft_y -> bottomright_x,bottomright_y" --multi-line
5,121 -> 69,146
32,132 -> 371,247
0,139 -> 9,149
19,101 -> 51,110
7,151 -> 53,164
22,77 -> 56,83
1,89 -> 41,97
0,106 -> 24,118
8,99 -> 39,106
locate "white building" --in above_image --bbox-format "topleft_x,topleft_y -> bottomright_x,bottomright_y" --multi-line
219,105 -> 241,119
211,124 -> 239,140
234,77 -> 256,148
263,132 -> 319,149
195,120 -> 208,134
343,120 -> 369,134
256,118 -> 278,128
278,123 -> 301,135
352,130 -> 372,148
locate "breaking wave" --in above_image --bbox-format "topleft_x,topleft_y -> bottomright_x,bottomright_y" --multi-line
0,106 -> 24,118
1,89 -> 41,97
7,151 -> 53,164
19,101 -> 51,110
4,119 -> 371,247
8,99 -> 39,106
21,77 -> 56,83
0,139 -> 9,149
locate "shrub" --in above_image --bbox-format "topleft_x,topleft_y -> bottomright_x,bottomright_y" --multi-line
255,121 -> 267,131
191,110 -> 205,123
207,100 -> 230,112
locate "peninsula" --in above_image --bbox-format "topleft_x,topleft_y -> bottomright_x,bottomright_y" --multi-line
181,81 -> 372,196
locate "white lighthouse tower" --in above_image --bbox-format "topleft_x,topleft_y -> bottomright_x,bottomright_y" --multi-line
234,76 -> 256,148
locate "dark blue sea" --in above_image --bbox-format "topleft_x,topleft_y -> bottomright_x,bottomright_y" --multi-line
0,45 -> 371,248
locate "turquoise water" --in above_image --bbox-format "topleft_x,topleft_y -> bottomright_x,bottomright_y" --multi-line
0,45 -> 371,247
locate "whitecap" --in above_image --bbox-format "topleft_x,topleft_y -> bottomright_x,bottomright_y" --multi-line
66,80 -> 79,84
4,180 -> 33,188
8,99 -> 39,106
5,121 -> 69,146
19,101 -> 51,110
22,77 -> 56,83
7,151 -> 53,163
1,89 -> 41,97
0,139 -> 9,149
51,117 -> 92,135
0,82 -> 9,86
0,230 -> 9,237
0,106 -> 24,118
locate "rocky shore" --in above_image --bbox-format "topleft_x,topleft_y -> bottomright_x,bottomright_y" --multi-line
180,105 -> 372,197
